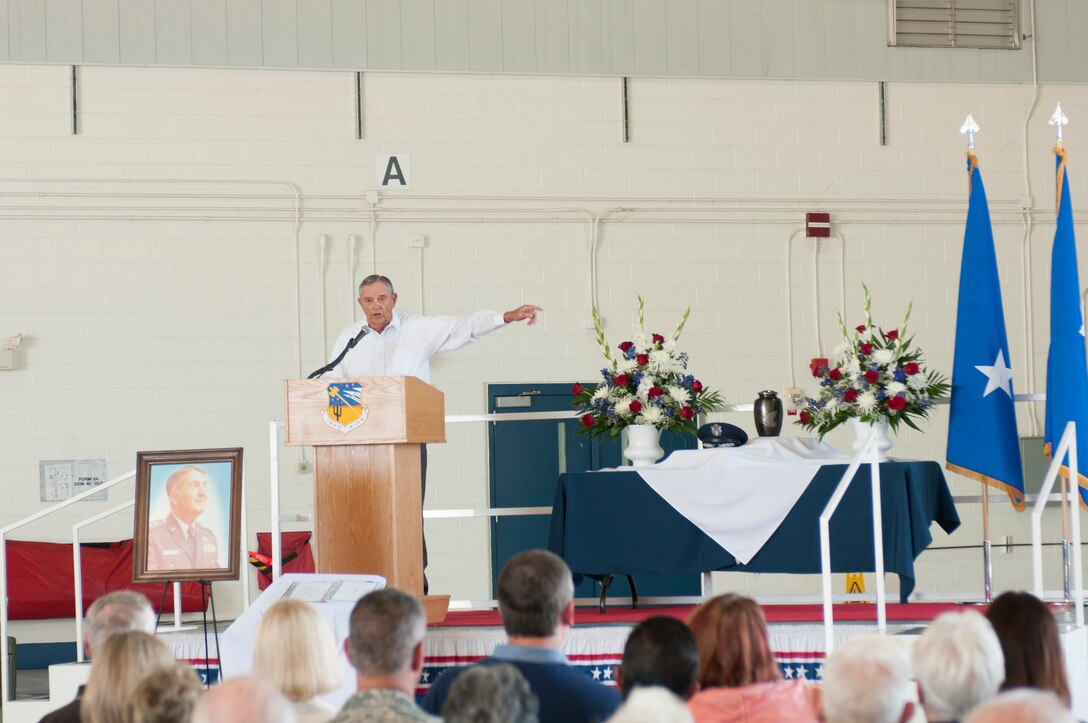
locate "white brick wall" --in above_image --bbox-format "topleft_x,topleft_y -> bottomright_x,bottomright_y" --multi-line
0,64 -> 1084,627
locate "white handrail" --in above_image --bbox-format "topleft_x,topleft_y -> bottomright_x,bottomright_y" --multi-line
1031,421 -> 1085,626
0,469 -> 135,703
72,500 -> 135,662
820,426 -> 886,655
270,421 -> 283,581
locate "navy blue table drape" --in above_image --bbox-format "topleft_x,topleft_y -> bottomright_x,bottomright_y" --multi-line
547,460 -> 959,603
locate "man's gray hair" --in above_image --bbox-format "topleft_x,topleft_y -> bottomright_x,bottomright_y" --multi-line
358,275 -> 395,294
822,633 -> 914,723
964,689 -> 1076,723
347,588 -> 424,677
443,664 -> 539,723
913,610 -> 1004,721
191,676 -> 296,723
85,591 -> 156,655
165,465 -> 206,495
497,550 -> 574,638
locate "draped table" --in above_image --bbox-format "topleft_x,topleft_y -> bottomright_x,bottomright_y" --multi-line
547,440 -> 960,604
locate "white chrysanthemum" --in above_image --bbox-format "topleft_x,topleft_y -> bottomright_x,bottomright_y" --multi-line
667,385 -> 690,405
650,349 -> 674,372
613,398 -> 633,416
825,398 -> 840,412
873,349 -> 895,366
592,385 -> 610,400
636,377 -> 654,398
832,342 -> 850,360
857,391 -> 877,412
637,406 -> 665,425
845,358 -> 861,375
907,374 -> 928,391
886,381 -> 907,396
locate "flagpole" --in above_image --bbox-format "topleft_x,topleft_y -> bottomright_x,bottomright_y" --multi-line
1049,101 -> 1073,603
960,113 -> 994,602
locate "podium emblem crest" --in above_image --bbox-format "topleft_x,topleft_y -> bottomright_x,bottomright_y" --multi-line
323,382 -> 369,433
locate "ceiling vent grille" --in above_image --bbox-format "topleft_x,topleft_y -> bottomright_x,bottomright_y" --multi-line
890,0 -> 1020,49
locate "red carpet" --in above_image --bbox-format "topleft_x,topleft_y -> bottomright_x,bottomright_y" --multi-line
432,601 -> 979,628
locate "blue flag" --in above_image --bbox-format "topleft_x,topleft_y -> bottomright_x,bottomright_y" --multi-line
1044,147 -> 1088,509
947,153 -> 1025,509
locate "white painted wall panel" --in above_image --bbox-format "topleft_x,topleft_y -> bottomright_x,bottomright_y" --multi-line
330,0 -> 366,69
261,0 -> 298,68
571,0 -> 602,75
400,0 -> 436,71
44,0 -> 82,63
468,0 -> 502,73
697,0 -> 729,76
500,0 -> 536,73
365,0 -> 401,70
82,0 -> 119,64
665,0 -> 699,76
534,0 -> 568,74
190,0 -> 228,67
0,0 -> 9,61
632,0 -> 667,75
118,0 -> 155,64
9,0 -> 46,61
434,0 -> 470,70
155,0 -> 192,66
296,0 -> 332,70
225,0 -> 262,67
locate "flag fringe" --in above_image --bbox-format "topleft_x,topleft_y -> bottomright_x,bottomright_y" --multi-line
946,462 -> 1025,511
1055,146 -> 1068,214
1041,442 -> 1088,511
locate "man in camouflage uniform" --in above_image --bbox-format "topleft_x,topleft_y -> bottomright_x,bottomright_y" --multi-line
147,465 -> 220,571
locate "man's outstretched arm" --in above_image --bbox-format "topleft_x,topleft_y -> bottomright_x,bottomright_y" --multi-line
503,304 -> 542,325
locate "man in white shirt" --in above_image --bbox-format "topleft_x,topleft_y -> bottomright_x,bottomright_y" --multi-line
327,274 -> 541,590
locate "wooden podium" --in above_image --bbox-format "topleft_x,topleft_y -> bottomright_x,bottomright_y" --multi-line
284,376 -> 445,596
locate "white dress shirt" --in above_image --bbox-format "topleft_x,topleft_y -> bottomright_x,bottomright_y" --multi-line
327,310 -> 507,382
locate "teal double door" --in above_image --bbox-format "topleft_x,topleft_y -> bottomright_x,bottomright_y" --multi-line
487,382 -> 700,599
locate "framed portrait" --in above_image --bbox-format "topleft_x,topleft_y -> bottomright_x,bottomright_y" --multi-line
133,447 -> 243,583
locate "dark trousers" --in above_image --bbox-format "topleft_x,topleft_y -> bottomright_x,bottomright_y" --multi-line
421,444 -> 428,594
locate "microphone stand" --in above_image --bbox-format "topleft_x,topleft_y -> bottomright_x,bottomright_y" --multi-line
307,327 -> 369,379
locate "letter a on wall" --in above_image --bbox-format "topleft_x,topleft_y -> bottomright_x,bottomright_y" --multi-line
376,155 -> 411,189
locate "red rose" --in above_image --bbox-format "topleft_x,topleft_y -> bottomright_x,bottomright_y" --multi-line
572,382 -> 584,395
652,333 -> 665,344
856,324 -> 867,333
887,396 -> 907,411
680,407 -> 694,420
864,370 -> 879,384
581,414 -> 595,428
903,362 -> 920,375
618,341 -> 634,353
614,374 -> 630,387
692,380 -> 703,392
843,389 -> 858,403
860,343 -> 873,355
799,411 -> 811,424
828,368 -> 842,381
629,400 -> 642,414
637,354 -> 650,366
886,329 -> 899,340
649,386 -> 664,398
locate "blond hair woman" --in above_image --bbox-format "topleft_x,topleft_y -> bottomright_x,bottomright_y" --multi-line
252,599 -> 343,723
81,630 -> 177,723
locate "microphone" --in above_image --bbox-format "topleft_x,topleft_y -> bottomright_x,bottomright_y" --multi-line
307,326 -> 369,379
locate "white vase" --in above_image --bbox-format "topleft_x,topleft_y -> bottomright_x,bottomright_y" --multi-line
624,424 -> 664,468
850,418 -> 893,462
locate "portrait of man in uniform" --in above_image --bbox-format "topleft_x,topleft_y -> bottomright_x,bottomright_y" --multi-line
147,465 -> 222,571
133,448 -> 243,583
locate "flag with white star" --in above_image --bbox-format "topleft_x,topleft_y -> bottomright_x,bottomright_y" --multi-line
947,152 -> 1025,509
1044,147 -> 1088,509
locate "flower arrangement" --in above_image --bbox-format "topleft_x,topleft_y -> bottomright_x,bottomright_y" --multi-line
797,284 -> 950,438
572,296 -> 724,436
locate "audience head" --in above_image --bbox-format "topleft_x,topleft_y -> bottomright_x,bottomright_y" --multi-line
127,663 -> 203,723
191,676 -> 296,723
822,633 -> 914,723
607,686 -> 696,723
443,663 -> 539,723
80,630 -> 177,723
84,590 -> 156,656
346,588 -> 426,678
619,616 -> 699,700
913,610 -> 1005,721
253,599 -> 342,702
687,593 -> 778,688
963,689 -> 1076,723
497,550 -> 574,638
985,591 -> 1071,707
